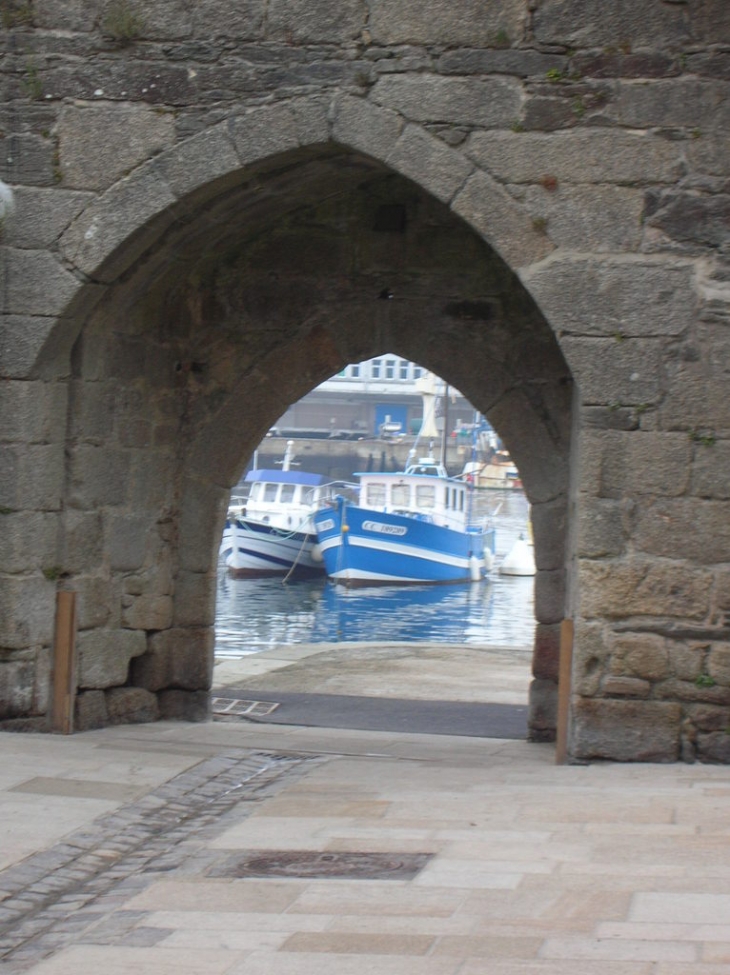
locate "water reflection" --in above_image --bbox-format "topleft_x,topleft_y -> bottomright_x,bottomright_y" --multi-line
215,489 -> 535,657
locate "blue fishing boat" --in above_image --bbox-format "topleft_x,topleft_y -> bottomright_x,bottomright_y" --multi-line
313,455 -> 495,586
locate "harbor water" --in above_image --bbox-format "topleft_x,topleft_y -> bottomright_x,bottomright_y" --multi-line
215,489 -> 535,658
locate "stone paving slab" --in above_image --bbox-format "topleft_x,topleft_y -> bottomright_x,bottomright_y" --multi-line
1,722 -> 730,973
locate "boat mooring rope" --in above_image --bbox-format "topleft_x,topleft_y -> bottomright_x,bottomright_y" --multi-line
281,520 -> 312,585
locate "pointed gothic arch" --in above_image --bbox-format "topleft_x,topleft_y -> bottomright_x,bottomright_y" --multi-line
19,106 -> 573,740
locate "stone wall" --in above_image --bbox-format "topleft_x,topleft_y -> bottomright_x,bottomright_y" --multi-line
0,0 -> 728,761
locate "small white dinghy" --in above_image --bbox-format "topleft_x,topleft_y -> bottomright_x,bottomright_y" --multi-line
499,534 -> 536,576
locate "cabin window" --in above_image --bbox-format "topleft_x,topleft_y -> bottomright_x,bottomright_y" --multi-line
459,490 -> 465,512
416,484 -> 436,508
385,358 -> 396,379
264,484 -> 279,502
366,483 -> 386,506
399,360 -> 409,380
249,483 -> 261,501
371,359 -> 382,379
280,485 -> 296,504
391,483 -> 410,507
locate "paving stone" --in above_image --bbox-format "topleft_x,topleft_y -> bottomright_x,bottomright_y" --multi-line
0,748 -> 307,970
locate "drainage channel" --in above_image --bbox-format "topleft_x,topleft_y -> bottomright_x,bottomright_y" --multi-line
0,750 -> 312,973
212,697 -> 280,718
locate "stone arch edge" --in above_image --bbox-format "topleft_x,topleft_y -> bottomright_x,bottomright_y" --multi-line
4,94 -> 559,383
6,94 -> 574,743
46,92 -> 554,329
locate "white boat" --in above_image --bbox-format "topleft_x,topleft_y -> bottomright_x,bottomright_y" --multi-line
499,535 -> 536,576
220,442 -> 347,578
313,455 -> 495,586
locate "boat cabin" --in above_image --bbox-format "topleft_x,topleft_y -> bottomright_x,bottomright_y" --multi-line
405,456 -> 448,478
243,469 -> 332,527
353,463 -> 473,533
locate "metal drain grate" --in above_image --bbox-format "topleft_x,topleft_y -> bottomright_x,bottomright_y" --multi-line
212,697 -> 280,717
208,850 -> 434,880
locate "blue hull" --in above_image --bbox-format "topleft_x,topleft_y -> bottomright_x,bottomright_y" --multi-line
314,500 -> 495,586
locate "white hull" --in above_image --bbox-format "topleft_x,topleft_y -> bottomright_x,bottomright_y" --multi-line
221,519 -> 324,577
499,537 -> 536,576
219,441 -> 348,579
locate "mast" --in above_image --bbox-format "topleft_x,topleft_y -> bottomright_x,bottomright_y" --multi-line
440,384 -> 449,468
280,440 -> 295,472
466,411 -> 478,525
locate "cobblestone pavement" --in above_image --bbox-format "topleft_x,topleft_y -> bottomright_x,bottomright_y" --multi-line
3,721 -> 730,974
0,748 -> 315,972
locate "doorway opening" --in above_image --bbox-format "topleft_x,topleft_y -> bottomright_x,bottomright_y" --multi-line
212,359 -> 537,740
53,145 -> 572,741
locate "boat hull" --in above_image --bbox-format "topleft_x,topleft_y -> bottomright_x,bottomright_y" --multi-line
221,518 -> 325,578
314,501 -> 495,586
499,537 -> 536,577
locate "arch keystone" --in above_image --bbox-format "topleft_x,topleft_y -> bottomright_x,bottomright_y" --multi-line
229,102 -> 305,165
284,95 -> 332,147
331,94 -> 405,159
387,123 -> 473,204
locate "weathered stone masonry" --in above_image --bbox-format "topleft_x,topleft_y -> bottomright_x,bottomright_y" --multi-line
1,0 -> 729,761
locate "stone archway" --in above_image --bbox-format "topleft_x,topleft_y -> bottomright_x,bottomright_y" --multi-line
49,134 -> 572,738
3,0 -> 728,761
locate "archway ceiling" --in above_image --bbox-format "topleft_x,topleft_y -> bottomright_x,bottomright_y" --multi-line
89,145 -> 573,503
123,146 -> 385,287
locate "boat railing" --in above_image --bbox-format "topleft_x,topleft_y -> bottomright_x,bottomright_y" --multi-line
307,481 -> 359,508
226,492 -> 248,518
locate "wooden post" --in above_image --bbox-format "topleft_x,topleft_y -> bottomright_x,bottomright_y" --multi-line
52,591 -> 77,734
555,618 -> 574,764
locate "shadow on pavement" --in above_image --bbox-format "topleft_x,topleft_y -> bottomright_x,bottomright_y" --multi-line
212,688 -> 528,739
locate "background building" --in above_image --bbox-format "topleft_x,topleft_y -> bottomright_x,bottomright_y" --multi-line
272,358 -> 477,440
